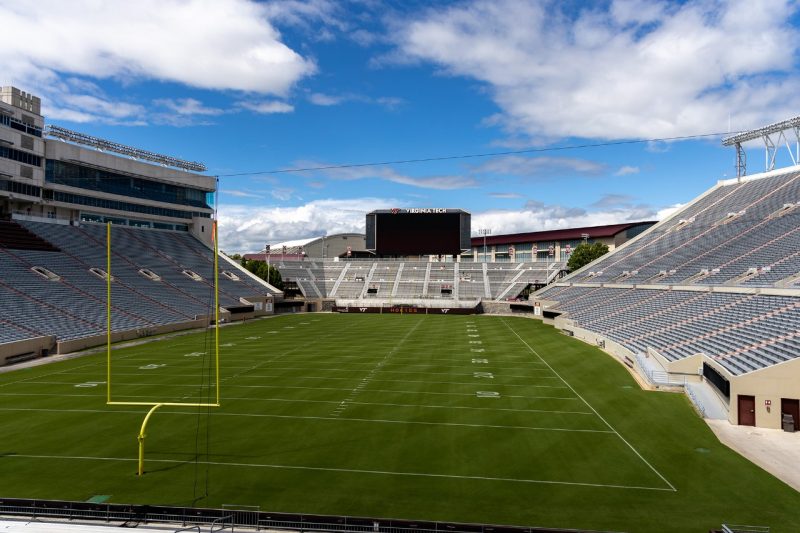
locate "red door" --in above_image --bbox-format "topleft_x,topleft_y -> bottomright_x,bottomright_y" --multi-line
738,395 -> 756,426
781,398 -> 800,430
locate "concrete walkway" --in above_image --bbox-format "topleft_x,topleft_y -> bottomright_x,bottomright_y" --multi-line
686,381 -> 728,420
708,419 -> 800,492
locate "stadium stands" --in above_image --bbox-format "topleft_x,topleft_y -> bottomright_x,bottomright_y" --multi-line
572,170 -> 800,287
536,166 -> 800,378
0,220 -> 278,348
276,259 -> 563,302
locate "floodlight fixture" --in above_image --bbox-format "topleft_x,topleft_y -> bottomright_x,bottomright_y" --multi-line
45,124 -> 207,172
722,115 -> 800,146
722,115 -> 800,177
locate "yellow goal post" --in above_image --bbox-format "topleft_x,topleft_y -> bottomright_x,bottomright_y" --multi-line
104,221 -> 221,475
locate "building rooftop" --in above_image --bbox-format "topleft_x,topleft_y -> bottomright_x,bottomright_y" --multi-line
471,221 -> 657,246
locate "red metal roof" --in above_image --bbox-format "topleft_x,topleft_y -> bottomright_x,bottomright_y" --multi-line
243,253 -> 304,261
470,221 -> 656,246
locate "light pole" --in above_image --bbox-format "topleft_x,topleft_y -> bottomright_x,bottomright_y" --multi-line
478,228 -> 491,262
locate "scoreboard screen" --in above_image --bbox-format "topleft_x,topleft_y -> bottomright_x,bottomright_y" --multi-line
366,209 -> 471,256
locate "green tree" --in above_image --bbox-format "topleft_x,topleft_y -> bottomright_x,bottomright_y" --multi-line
241,259 -> 283,290
567,242 -> 609,272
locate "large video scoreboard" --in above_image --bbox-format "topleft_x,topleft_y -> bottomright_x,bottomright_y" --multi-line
365,208 -> 471,256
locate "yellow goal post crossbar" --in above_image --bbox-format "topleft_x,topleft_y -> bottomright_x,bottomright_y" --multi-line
105,221 -> 222,475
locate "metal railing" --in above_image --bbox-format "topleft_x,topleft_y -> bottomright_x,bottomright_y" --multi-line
685,384 -> 707,418
633,353 -> 687,387
0,498 -> 622,533
649,370 -> 687,386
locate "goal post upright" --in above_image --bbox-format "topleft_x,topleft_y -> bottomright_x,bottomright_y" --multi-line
214,219 -> 220,405
107,222 -> 112,404
105,220 -> 221,476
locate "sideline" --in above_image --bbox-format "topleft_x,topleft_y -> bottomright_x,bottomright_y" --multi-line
0,314 -> 290,375
2,453 -> 673,492
500,317 -> 677,492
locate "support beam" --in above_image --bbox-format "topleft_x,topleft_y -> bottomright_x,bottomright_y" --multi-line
723,115 -> 800,177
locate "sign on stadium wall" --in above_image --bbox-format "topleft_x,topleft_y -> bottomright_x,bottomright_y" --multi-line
332,305 -> 479,315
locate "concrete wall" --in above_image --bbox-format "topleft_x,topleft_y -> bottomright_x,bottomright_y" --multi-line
240,294 -> 275,315
480,301 -> 512,314
190,216 -> 214,247
727,358 -> 800,429
56,318 -> 209,354
554,317 -> 640,368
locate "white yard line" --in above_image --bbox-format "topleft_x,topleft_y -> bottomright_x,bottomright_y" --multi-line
346,400 -> 593,416
332,319 -> 424,417
285,354 -> 548,364
2,453 -> 673,492
0,407 -> 611,434
0,388 -> 580,401
500,318 -> 677,492
20,377 -> 570,390
366,378 -> 565,388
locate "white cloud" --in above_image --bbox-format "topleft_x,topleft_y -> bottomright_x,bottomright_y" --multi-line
39,79 -> 147,124
489,192 -> 523,199
0,0 -> 315,125
217,197 -> 398,253
376,96 -> 405,110
351,28 -> 381,47
306,92 -> 405,109
0,0 -> 314,95
239,101 -> 295,114
590,194 -> 637,208
615,165 -> 640,176
300,162 -> 478,190
261,0 -> 345,35
154,98 -> 225,116
223,190 -> 265,199
391,0 -> 800,140
309,93 -> 344,106
473,156 -> 606,177
216,196 -> 684,254
150,98 -> 228,126
270,188 -> 295,201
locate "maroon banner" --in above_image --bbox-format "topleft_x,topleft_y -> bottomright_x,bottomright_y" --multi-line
332,305 -> 479,315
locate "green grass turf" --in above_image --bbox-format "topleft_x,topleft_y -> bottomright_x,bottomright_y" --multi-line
1,314 -> 798,532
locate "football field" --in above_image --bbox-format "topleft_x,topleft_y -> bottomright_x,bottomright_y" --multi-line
1,314 -> 798,532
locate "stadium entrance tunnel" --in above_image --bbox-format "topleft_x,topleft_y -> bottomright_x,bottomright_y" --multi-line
275,300 -> 305,313
223,304 -> 255,320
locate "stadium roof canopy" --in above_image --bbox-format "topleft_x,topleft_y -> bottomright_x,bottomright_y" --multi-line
470,221 -> 656,246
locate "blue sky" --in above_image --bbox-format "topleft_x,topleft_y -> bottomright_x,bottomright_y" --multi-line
3,0 -> 799,253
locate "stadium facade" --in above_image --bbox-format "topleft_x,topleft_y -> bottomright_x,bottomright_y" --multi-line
0,86 -> 216,245
0,86 -> 280,364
